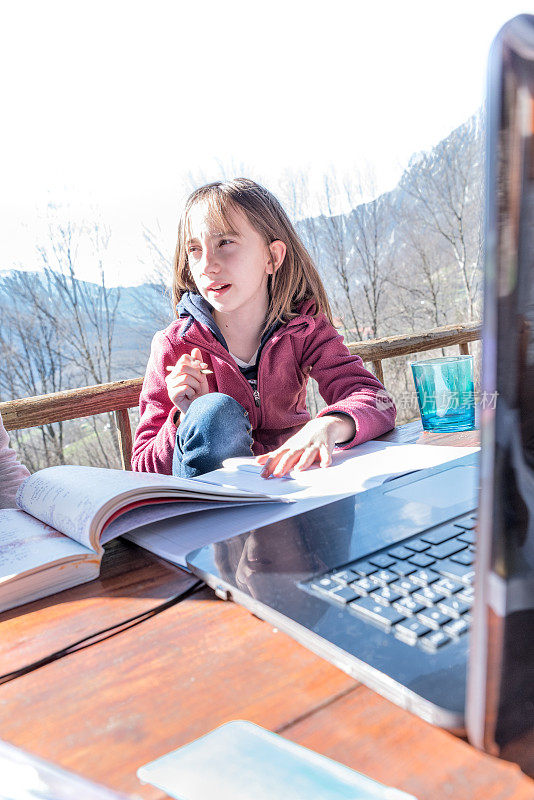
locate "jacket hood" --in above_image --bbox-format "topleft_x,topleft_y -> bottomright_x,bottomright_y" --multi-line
176,291 -> 282,353
176,292 -> 325,355
177,292 -> 227,349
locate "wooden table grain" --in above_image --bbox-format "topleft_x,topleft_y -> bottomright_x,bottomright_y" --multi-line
1,423 -> 533,800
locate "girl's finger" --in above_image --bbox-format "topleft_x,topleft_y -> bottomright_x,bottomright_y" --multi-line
167,375 -> 202,395
259,457 -> 273,478
167,363 -> 206,379
319,443 -> 332,468
260,450 -> 286,477
255,454 -> 270,465
294,446 -> 320,472
172,382 -> 195,399
273,449 -> 304,477
190,347 -> 205,368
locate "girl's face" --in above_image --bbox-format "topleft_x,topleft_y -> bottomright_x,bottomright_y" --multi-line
185,202 -> 285,326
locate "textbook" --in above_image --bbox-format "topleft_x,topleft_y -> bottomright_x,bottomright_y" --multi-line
0,465 -> 283,614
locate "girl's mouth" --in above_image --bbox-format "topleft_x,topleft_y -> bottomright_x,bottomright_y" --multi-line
207,284 -> 231,296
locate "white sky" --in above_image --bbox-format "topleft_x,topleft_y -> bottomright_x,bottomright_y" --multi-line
0,0 -> 529,285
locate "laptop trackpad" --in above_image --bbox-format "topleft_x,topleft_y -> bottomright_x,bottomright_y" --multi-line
385,466 -> 478,509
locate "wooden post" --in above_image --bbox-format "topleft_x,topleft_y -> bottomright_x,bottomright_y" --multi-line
459,342 -> 470,355
114,409 -> 133,471
372,360 -> 384,384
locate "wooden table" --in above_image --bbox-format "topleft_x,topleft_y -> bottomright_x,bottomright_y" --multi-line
1,423 -> 533,800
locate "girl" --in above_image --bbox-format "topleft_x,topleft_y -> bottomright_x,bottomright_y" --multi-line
132,178 -> 395,479
0,412 -> 30,508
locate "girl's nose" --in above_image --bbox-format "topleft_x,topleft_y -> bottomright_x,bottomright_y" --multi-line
202,248 -> 220,272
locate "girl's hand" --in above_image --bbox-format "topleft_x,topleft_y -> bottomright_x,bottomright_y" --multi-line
165,347 -> 210,416
255,414 -> 356,478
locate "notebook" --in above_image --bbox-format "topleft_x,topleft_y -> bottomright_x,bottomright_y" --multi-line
185,15 -> 534,762
137,720 -> 417,800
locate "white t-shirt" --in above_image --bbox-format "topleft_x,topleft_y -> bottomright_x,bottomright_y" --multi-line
229,350 -> 258,369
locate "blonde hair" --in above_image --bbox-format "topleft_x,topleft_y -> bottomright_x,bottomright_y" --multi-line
172,178 -> 332,331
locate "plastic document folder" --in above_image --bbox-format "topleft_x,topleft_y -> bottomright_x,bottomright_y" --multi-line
137,720 -> 417,800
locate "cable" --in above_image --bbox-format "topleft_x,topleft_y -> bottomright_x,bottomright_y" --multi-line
0,579 -> 205,686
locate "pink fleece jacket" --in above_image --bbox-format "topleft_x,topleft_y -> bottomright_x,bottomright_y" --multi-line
0,412 -> 30,508
132,301 -> 396,474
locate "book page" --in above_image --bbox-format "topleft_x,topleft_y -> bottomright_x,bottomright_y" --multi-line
16,465 -> 284,552
101,500 -> 249,545
0,509 -> 95,582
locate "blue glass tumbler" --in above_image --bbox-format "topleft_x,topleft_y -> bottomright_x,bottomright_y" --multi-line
410,355 -> 475,432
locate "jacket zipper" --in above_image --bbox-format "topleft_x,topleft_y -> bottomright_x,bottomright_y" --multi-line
183,336 -> 263,412
183,316 -> 309,425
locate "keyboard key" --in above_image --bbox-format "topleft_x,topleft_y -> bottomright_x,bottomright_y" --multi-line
427,540 -> 467,560
350,561 -> 378,577
451,550 -> 474,566
367,553 -> 396,569
369,569 -> 398,586
456,586 -> 474,603
389,561 -> 417,577
438,597 -> 471,618
329,585 -> 359,604
454,516 -> 477,530
443,617 -> 470,637
410,568 -> 440,586
371,586 -> 403,605
310,576 -> 339,594
421,524 -> 463,545
462,612 -> 472,625
419,630 -> 451,652
433,578 -> 463,595
457,530 -> 476,544
439,560 -> 476,585
408,553 -> 436,568
405,539 -> 430,552
391,577 -> 420,595
349,577 -> 376,596
394,618 -> 432,643
417,608 -> 453,630
348,597 -> 406,630
388,545 -> 414,559
332,569 -> 358,584
412,586 -> 448,606
393,596 -> 425,615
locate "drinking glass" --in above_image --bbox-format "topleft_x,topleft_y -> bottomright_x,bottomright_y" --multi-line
410,355 -> 475,432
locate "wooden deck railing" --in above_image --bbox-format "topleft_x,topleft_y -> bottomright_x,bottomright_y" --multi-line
0,321 -> 481,470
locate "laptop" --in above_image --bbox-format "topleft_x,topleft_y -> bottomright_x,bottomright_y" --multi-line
186,15 -> 534,761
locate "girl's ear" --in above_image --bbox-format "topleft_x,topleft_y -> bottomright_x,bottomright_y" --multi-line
267,240 -> 287,274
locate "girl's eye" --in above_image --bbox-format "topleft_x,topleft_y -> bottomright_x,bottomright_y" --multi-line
219,239 -> 234,247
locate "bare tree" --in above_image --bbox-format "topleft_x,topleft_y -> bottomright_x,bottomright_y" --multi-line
0,271 -> 68,469
346,191 -> 396,338
398,114 -> 484,321
34,218 -> 122,466
0,214 -> 124,468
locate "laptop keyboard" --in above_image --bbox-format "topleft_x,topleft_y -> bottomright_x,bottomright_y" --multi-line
306,513 -> 477,652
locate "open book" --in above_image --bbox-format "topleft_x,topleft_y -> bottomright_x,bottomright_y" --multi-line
0,465 -> 284,614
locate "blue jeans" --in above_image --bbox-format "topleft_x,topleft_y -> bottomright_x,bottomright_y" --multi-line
172,393 -> 254,478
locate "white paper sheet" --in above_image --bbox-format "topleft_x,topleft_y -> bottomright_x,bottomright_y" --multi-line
124,441 -> 479,568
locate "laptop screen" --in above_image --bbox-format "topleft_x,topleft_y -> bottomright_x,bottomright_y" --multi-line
466,13 -> 534,764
